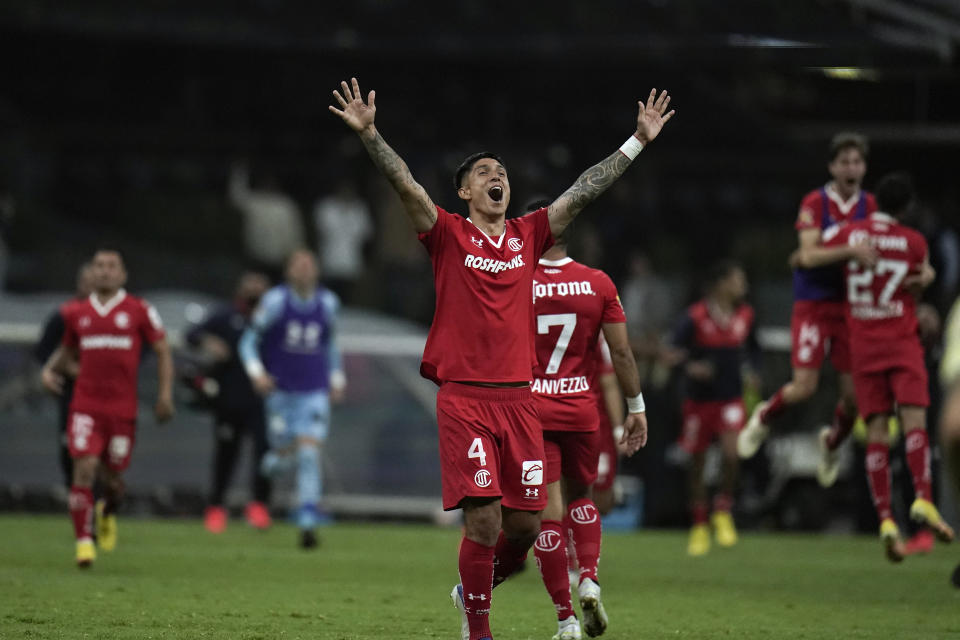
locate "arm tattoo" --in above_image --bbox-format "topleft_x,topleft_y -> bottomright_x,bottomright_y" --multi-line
360,130 -> 436,225
553,150 -> 632,229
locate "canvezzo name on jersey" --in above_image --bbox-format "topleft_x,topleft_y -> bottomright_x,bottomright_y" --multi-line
464,254 -> 525,274
533,280 -> 596,300
80,335 -> 134,350
531,376 -> 590,395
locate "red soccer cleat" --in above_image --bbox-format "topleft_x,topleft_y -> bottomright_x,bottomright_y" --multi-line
904,529 -> 935,555
245,501 -> 272,530
204,506 -> 227,534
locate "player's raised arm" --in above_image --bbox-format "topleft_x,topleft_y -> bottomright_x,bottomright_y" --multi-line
328,77 -> 437,233
547,88 -> 674,237
601,321 -> 648,455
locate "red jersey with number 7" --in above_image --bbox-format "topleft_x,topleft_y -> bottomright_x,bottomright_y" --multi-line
62,290 -> 166,419
531,258 -> 626,432
823,212 -> 928,372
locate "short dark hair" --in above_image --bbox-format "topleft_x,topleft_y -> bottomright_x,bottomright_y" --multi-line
875,172 -> 914,216
706,259 -> 742,290
93,246 -> 126,265
828,132 -> 869,163
454,152 -> 506,190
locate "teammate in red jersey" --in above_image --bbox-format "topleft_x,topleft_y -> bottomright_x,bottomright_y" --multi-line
330,77 -> 671,640
530,222 -> 647,640
797,172 -> 951,562
738,133 -> 879,487
668,261 -> 760,556
41,249 -> 174,567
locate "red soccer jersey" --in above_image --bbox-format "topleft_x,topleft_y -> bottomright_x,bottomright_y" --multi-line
531,258 -> 626,432
62,290 -> 166,419
824,212 -> 928,372
418,206 -> 554,384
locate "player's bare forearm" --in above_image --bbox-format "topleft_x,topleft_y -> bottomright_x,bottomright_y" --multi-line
600,372 -> 625,427
548,150 -> 632,237
798,245 -> 857,268
358,128 -> 436,233
153,339 -> 174,399
603,323 -> 643,399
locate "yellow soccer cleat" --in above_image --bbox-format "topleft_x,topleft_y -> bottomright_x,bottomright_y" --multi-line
687,523 -> 710,556
909,498 -> 955,543
712,511 -> 738,548
76,539 -> 96,568
880,518 -> 906,563
96,500 -> 117,552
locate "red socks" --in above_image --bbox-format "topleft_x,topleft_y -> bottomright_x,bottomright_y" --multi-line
905,429 -> 932,502
534,520 -> 574,621
713,493 -> 733,514
566,498 -> 602,584
760,388 -> 786,423
826,402 -> 856,450
69,486 -> 94,541
459,537 -> 494,640
691,500 -> 708,525
865,443 -> 892,522
491,531 -> 529,588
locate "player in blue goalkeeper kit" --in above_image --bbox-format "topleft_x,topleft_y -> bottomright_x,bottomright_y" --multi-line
240,249 -> 346,548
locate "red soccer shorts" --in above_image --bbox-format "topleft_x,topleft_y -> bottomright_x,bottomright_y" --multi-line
679,398 -> 746,454
67,410 -> 137,472
853,361 -> 930,418
594,411 -> 617,493
790,300 -> 850,372
543,428 -> 600,487
436,382 -> 547,511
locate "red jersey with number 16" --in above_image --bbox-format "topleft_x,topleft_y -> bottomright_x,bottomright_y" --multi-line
62,290 -> 166,419
418,206 -> 554,385
824,212 -> 928,372
531,258 -> 626,432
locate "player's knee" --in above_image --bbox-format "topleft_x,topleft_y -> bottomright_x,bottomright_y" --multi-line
791,376 -> 818,400
462,499 -> 502,546
72,457 -> 97,486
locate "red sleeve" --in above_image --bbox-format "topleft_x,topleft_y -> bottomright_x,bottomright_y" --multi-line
417,206 -> 451,255
528,207 -> 554,257
138,299 -> 166,345
864,192 -> 878,215
598,272 -> 627,324
61,304 -> 78,348
795,191 -> 822,231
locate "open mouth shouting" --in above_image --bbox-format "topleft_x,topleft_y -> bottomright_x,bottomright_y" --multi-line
488,185 -> 504,203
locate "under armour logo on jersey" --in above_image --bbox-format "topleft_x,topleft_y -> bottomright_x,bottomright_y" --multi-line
525,487 -> 539,498
471,236 -> 483,248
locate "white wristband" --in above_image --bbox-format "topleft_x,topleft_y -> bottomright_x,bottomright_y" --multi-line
618,135 -> 644,161
626,393 -> 645,414
244,359 -> 266,380
330,370 -> 347,391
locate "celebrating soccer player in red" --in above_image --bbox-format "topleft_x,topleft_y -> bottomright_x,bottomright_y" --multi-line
41,248 -> 174,568
668,261 -> 759,556
530,220 -> 647,640
738,133 -> 879,486
330,77 -> 671,640
797,172 -> 951,562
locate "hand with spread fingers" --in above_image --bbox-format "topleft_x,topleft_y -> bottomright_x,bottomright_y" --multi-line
635,88 -> 676,145
329,77 -> 376,135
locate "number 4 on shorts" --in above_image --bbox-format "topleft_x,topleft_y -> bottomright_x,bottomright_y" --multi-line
468,438 -> 487,466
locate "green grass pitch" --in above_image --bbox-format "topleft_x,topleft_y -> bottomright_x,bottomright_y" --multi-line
2,514 -> 959,639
